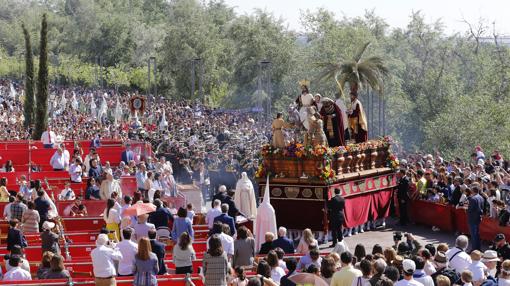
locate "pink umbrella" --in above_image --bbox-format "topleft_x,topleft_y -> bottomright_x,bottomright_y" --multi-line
122,203 -> 156,217
288,273 -> 329,286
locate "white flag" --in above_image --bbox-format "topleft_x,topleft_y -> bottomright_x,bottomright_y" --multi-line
9,83 -> 16,99
60,90 -> 67,108
71,91 -> 79,110
97,94 -> 108,122
114,99 -> 123,125
159,109 -> 168,130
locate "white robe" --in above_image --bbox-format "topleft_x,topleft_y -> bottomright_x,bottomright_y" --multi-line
298,93 -> 315,130
234,174 -> 257,220
255,177 -> 277,252
114,99 -> 123,125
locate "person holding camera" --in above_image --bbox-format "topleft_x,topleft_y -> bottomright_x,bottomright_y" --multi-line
393,232 -> 422,258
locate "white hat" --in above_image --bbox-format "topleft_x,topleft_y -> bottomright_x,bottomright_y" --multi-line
42,221 -> 55,230
402,259 -> 416,274
96,233 -> 109,246
482,250 -> 499,262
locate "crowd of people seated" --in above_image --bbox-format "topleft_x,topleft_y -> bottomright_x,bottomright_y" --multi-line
0,79 -> 267,199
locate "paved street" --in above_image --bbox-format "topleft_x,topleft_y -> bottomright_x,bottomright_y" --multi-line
318,217 -> 491,253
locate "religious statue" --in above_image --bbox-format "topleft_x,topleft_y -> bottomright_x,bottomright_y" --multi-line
295,80 -> 315,131
271,112 -> 293,149
308,108 -> 328,147
234,172 -> 257,220
320,98 -> 345,147
348,92 -> 368,143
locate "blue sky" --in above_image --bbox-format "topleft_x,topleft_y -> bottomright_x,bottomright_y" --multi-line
224,0 -> 510,35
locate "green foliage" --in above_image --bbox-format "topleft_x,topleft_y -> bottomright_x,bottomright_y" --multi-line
316,42 -> 389,97
22,23 -> 35,128
33,14 -> 49,140
1,2 -> 510,157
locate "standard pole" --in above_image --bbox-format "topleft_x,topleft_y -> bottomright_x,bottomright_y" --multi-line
198,59 -> 203,104
190,60 -> 195,99
153,57 -> 157,98
147,58 -> 151,96
99,56 -> 103,88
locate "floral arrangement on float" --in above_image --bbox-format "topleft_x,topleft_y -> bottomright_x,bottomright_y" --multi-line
259,137 -> 392,160
320,162 -> 336,183
386,151 -> 399,170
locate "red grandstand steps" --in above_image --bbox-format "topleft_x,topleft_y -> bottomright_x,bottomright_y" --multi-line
0,274 -> 204,285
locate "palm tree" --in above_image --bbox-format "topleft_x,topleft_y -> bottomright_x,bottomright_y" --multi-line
316,42 -> 388,98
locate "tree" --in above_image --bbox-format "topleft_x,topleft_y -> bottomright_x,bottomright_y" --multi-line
316,42 -> 388,97
33,14 -> 49,140
22,23 -> 35,128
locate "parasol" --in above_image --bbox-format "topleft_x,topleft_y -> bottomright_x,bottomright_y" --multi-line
289,273 -> 329,286
122,203 -> 156,217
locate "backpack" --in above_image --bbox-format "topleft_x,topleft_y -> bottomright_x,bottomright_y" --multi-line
431,268 -> 459,286
440,268 -> 460,285
481,276 -> 498,286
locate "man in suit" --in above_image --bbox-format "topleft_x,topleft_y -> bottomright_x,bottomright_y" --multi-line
272,226 -> 295,254
467,183 -> 485,251
213,204 -> 236,236
121,144 -> 134,164
327,188 -> 345,247
212,185 -> 228,207
148,229 -> 167,275
397,169 -> 411,226
212,185 -> 239,217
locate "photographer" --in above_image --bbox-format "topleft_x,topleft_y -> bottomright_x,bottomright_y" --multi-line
393,232 -> 422,257
90,233 -> 123,285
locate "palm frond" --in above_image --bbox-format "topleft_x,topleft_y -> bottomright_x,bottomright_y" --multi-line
357,64 -> 382,92
353,42 -> 371,63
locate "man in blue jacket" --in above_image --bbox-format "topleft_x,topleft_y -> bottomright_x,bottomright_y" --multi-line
467,183 -> 485,251
213,204 -> 236,236
272,226 -> 295,254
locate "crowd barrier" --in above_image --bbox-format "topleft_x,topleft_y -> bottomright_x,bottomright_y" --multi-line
409,200 -> 510,241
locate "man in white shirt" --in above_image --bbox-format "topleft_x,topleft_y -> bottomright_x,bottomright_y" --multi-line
49,147 -> 69,171
117,228 -> 138,276
3,255 -> 31,281
467,250 -> 486,284
206,199 -> 222,230
445,235 -> 472,274
208,222 -> 234,260
41,126 -> 56,149
91,233 -> 123,285
59,182 -> 76,201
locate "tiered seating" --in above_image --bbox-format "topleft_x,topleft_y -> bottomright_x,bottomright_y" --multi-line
0,140 -> 211,285
0,275 -> 204,285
